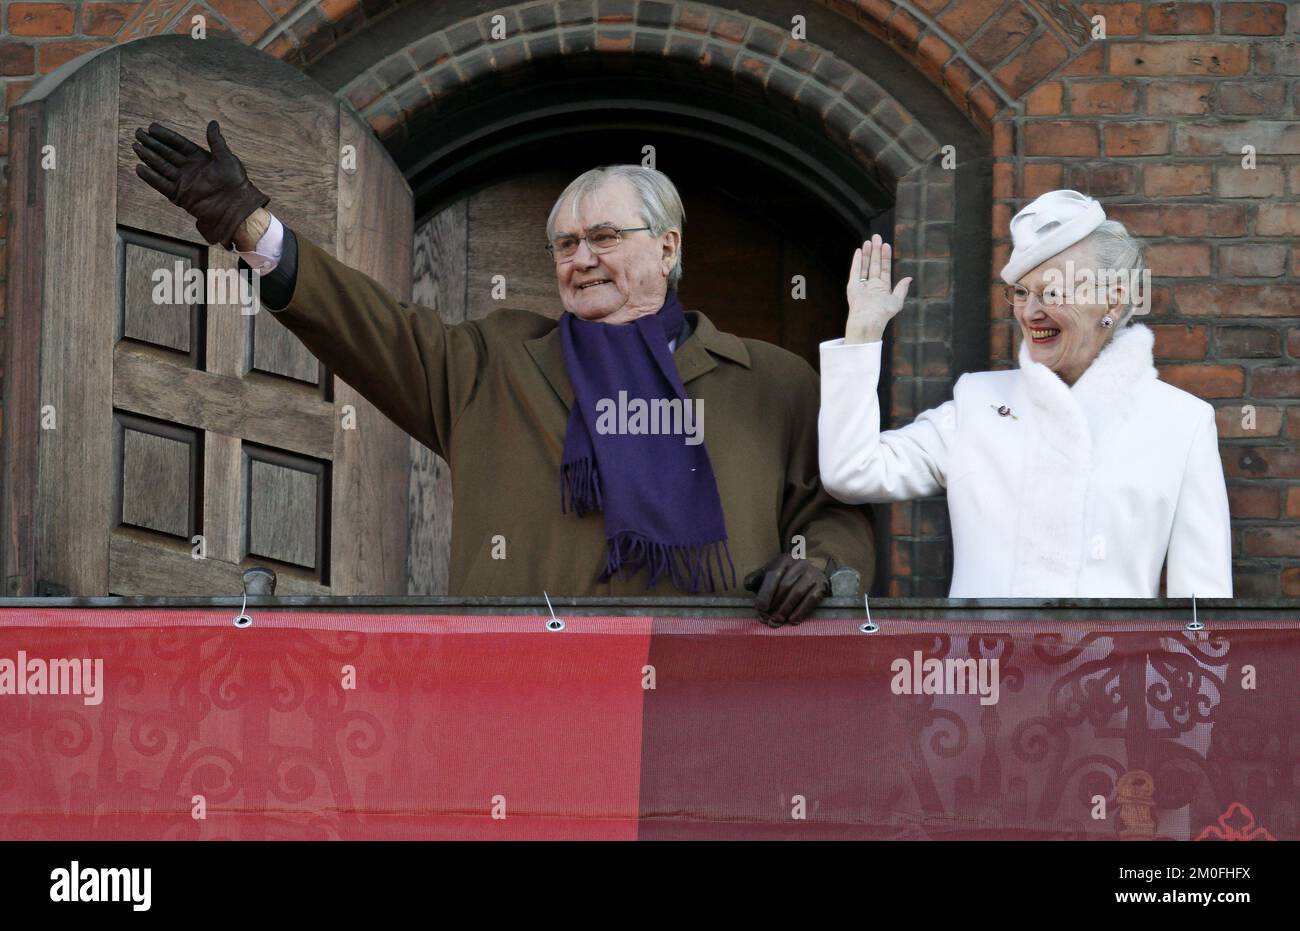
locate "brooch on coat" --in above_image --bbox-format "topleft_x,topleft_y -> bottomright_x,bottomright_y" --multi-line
990,403 -> 1018,420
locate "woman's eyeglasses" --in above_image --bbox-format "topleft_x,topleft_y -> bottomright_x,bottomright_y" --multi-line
1002,283 -> 1066,307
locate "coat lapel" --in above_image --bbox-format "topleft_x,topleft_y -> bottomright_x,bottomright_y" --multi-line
524,326 -> 573,411
523,309 -> 751,412
673,310 -> 751,383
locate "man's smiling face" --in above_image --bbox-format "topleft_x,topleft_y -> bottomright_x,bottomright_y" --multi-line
552,178 -> 679,325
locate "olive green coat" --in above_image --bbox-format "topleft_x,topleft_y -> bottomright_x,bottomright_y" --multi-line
268,233 -> 876,596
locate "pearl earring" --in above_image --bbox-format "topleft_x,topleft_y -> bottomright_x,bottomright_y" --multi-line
1100,314 -> 1114,328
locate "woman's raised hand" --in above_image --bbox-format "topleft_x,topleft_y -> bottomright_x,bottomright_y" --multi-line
844,233 -> 912,344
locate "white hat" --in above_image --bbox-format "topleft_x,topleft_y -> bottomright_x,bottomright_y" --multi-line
1000,189 -> 1106,285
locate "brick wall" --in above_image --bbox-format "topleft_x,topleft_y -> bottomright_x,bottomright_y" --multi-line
992,0 -> 1299,598
0,0 -> 1295,597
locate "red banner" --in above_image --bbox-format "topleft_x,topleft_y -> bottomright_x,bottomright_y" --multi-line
0,609 -> 1293,840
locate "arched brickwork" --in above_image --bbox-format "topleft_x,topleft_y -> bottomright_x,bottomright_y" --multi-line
138,0 -> 1091,139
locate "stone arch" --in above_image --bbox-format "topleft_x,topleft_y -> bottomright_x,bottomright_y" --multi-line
260,1 -> 1094,136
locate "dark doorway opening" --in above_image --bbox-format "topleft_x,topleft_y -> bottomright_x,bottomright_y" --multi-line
400,70 -> 896,367
400,66 -> 898,594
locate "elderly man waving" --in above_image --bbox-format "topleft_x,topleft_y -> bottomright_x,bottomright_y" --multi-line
820,190 -> 1232,599
132,120 -> 874,625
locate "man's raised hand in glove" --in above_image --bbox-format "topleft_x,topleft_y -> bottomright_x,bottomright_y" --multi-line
743,554 -> 834,628
132,120 -> 269,251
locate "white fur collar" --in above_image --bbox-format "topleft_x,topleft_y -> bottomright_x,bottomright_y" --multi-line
1007,323 -> 1156,596
1017,323 -> 1156,449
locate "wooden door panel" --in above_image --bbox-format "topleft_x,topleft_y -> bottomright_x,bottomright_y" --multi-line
121,238 -> 199,356
113,412 -> 202,541
328,109 -> 412,593
114,40 -> 338,252
406,206 -> 466,596
465,173 -> 567,321
111,342 -> 335,458
251,313 -> 321,385
3,35 -> 413,597
245,445 -> 329,576
107,529 -> 328,597
31,49 -> 119,596
203,431 -> 243,566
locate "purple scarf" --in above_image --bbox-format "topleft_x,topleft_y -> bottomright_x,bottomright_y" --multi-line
559,290 -> 736,593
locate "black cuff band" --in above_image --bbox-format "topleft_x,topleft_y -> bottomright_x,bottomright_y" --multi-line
248,225 -> 299,312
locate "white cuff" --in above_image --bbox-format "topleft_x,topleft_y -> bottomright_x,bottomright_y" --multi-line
820,338 -> 884,397
819,337 -> 884,352
237,213 -> 284,275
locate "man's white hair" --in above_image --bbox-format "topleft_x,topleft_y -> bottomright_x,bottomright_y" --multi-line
547,165 -> 685,289
1084,220 -> 1146,327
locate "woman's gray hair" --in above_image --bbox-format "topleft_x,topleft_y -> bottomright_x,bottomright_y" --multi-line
546,165 -> 685,289
1083,219 -> 1146,327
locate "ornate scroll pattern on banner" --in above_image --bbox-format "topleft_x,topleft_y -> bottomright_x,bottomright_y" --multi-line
1196,628 -> 1298,841
0,624 -> 377,840
0,613 -> 1294,840
995,629 -> 1234,840
819,628 -> 1239,840
634,621 -> 1286,840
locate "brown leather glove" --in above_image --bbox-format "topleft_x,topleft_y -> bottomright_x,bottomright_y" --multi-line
132,120 -> 269,249
743,554 -> 833,628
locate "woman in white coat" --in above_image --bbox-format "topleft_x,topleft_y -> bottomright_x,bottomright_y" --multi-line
819,189 -> 1233,598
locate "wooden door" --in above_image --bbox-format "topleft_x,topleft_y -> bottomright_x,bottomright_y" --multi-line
1,35 -> 413,597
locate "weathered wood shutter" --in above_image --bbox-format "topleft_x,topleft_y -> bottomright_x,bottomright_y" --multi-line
1,34 -> 413,596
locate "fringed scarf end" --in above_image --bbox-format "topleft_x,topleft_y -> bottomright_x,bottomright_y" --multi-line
603,531 -> 736,593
